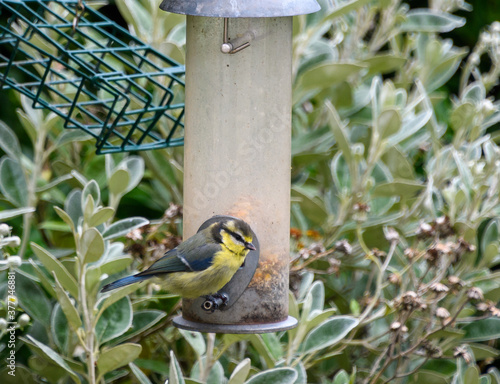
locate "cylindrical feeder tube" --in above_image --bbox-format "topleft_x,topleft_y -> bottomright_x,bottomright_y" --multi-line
179,15 -> 294,332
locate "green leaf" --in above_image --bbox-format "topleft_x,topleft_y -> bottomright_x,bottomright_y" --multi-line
95,296 -> 133,343
298,63 -> 365,91
191,359 -> 225,384
333,370 -> 349,384
179,329 -> 206,357
36,174 -> 74,193
80,228 -> 105,264
129,362 -> 153,384
363,54 -> 407,75
102,217 -> 149,240
412,370 -> 448,384
82,179 -> 101,207
245,368 -> 298,384
0,121 -> 22,161
89,207 -> 115,227
326,101 -> 352,162
291,187 -> 328,226
54,129 -> 91,149
96,283 -> 141,321
31,242 -> 79,298
261,333 -> 284,361
96,243 -> 132,275
97,343 -> 142,377
134,359 -> 169,376
64,189 -> 83,229
372,180 -> 425,198
109,168 -> 131,196
480,219 -> 499,264
52,273 -> 82,332
15,273 -> 52,326
0,156 -> 28,206
86,265 -> 102,297
463,318 -> 500,342
121,156 -> 145,194
248,335 -> 276,368
400,9 -> 465,33
387,109 -> 432,147
51,303 -> 69,352
54,206 -> 75,233
306,308 -> 338,333
21,335 -> 81,384
29,259 -> 57,297
489,368 -> 500,384
325,0 -> 372,21
469,343 -> 500,360
114,310 -> 167,344
464,366 -> 480,384
308,280 -> 325,318
0,207 -> 36,221
169,350 -> 186,384
301,316 -> 359,354
378,108 -> 401,139
229,358 -> 251,384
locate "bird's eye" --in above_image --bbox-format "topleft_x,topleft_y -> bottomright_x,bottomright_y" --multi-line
233,233 -> 244,243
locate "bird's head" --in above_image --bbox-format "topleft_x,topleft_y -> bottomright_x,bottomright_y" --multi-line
213,218 -> 256,256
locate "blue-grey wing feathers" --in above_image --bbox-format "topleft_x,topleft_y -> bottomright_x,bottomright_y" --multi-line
100,274 -> 149,292
100,230 -> 221,293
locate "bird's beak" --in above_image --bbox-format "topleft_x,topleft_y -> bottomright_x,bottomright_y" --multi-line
246,242 -> 256,251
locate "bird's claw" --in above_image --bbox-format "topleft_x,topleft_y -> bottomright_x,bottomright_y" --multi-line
202,293 -> 229,312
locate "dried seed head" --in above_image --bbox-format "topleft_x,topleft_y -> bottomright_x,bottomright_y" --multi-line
126,228 -> 143,241
454,346 -> 473,364
467,287 -> 484,301
454,238 -> 476,256
384,227 -> 400,243
448,275 -> 464,287
388,273 -> 402,286
430,282 -> 449,293
335,239 -> 352,255
396,291 -> 424,311
422,341 -> 443,358
164,203 -> 183,219
327,258 -> 341,274
436,307 -> 450,319
435,242 -> 452,255
372,248 -> 387,258
424,247 -> 441,265
476,302 -> 490,312
417,222 -> 435,239
353,202 -> 370,212
310,242 -> 326,254
390,321 -> 402,331
491,307 -> 500,317
434,216 -> 454,238
404,248 -> 418,260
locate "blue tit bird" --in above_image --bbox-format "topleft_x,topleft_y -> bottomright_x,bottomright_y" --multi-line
101,217 -> 256,299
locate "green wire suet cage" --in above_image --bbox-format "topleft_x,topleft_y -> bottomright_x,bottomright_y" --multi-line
0,0 -> 185,154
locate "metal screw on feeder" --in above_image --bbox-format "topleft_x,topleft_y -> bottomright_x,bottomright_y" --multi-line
159,0 -> 320,334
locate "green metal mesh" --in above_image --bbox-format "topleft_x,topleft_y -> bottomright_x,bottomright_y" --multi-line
0,0 -> 185,154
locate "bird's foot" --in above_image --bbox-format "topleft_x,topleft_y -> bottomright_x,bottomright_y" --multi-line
202,293 -> 229,312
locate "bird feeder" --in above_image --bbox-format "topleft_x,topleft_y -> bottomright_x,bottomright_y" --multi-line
160,0 -> 320,333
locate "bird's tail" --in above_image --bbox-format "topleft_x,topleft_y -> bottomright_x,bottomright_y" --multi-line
100,274 -> 150,293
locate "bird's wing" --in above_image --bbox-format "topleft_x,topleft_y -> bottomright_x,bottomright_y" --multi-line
136,242 -> 219,277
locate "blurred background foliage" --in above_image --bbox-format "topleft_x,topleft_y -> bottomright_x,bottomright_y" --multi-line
1,0 -> 500,383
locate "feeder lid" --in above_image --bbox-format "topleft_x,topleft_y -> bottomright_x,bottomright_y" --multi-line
159,0 -> 321,17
